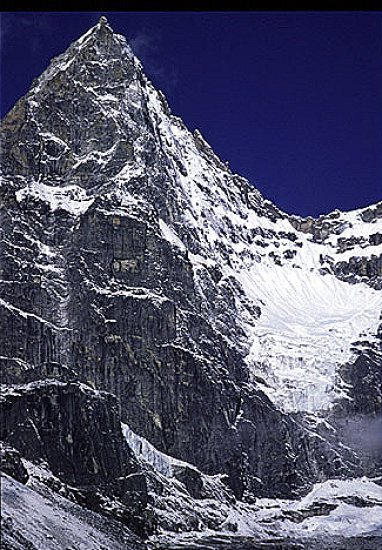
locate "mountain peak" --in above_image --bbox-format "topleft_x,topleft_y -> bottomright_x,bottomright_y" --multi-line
98,15 -> 108,26
70,15 -> 116,51
1,17 -> 381,545
0,17 -> 139,183
90,14 -> 114,41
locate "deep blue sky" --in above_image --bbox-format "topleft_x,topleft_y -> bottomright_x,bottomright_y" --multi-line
1,12 -> 381,216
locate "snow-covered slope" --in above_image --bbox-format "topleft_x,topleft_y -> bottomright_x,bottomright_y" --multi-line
151,476 -> 382,547
3,457 -> 381,550
137,65 -> 382,414
1,474 -> 144,550
239,262 -> 381,411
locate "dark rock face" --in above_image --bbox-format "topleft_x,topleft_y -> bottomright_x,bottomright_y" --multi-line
333,254 -> 382,289
333,345 -> 382,476
0,378 -> 157,538
1,17 -> 381,537
1,20 -> 137,183
173,464 -> 204,499
0,444 -> 29,484
0,380 -> 138,488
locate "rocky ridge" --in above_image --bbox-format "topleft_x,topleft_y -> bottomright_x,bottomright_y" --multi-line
1,16 -> 381,548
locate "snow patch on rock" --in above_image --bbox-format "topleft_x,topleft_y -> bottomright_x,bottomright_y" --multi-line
16,181 -> 94,216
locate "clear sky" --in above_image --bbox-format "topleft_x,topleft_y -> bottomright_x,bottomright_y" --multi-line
1,11 -> 381,216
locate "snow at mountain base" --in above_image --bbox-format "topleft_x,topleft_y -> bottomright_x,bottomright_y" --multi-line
125,424 -> 382,544
2,470 -> 381,549
1,474 -> 143,550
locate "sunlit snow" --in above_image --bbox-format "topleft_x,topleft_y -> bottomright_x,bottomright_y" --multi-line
238,264 -> 382,412
15,181 -> 94,215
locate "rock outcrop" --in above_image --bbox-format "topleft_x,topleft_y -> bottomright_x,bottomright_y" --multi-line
1,380 -> 138,487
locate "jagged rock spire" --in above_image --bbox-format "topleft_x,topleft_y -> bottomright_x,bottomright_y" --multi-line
87,14 -> 115,44
93,14 -> 114,39
1,15 -> 139,182
98,15 -> 108,26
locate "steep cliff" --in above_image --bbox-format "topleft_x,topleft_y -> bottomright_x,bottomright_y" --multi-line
1,16 -> 381,547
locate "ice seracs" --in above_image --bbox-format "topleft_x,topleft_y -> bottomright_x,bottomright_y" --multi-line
238,263 -> 382,412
